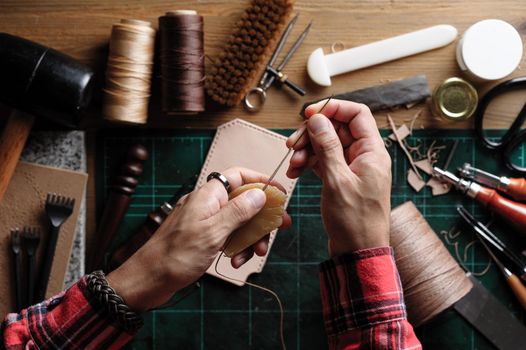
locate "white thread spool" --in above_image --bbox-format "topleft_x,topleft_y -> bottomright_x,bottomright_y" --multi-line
456,19 -> 523,82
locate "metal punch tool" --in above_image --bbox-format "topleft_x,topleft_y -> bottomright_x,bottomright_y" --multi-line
244,14 -> 311,112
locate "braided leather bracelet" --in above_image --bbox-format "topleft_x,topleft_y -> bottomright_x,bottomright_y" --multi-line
86,270 -> 143,332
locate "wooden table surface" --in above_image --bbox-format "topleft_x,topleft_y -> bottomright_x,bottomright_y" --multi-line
1,0 -> 525,264
1,0 -> 525,130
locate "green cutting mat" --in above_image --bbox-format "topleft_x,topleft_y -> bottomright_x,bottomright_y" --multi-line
96,128 -> 526,350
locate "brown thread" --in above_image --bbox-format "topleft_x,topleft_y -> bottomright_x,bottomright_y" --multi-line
159,11 -> 205,115
391,202 -> 473,327
440,228 -> 492,277
214,239 -> 286,350
103,19 -> 155,124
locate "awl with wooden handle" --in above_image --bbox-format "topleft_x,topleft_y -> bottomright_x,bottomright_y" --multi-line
434,167 -> 526,233
477,235 -> 526,310
460,163 -> 526,202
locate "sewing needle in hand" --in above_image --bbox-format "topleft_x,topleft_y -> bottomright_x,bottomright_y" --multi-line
263,96 -> 333,190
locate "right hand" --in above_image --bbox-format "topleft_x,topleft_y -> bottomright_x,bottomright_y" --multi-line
286,99 -> 392,256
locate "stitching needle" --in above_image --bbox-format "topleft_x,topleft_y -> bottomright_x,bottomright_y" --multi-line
263,96 -> 333,191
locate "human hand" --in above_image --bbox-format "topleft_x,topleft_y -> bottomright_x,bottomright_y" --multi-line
286,99 -> 391,256
107,167 -> 291,312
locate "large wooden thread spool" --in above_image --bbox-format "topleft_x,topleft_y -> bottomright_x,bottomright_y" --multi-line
390,201 -> 473,327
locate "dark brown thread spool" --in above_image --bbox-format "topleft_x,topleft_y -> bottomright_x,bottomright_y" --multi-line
390,201 -> 473,327
159,10 -> 205,115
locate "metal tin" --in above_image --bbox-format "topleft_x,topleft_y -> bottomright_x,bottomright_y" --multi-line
431,77 -> 478,121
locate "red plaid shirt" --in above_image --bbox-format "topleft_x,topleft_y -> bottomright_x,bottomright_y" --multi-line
1,247 -> 420,349
320,247 -> 422,349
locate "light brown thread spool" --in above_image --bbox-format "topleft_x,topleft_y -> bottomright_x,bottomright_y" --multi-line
103,19 -> 155,124
390,201 -> 473,327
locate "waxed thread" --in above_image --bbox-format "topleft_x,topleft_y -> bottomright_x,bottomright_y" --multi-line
159,11 -> 205,115
390,202 -> 473,327
103,19 -> 155,124
215,237 -> 286,350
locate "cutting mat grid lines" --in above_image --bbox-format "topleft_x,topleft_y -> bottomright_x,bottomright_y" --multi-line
96,129 -> 526,349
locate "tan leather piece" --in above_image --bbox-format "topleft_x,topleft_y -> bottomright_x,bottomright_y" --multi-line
196,119 -> 297,286
0,162 -> 87,314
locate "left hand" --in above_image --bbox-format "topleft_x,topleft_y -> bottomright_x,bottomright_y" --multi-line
107,167 -> 291,312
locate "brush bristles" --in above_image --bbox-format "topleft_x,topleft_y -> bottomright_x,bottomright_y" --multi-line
206,0 -> 294,106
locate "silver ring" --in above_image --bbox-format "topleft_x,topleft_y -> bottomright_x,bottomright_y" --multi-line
243,87 -> 267,112
206,172 -> 230,192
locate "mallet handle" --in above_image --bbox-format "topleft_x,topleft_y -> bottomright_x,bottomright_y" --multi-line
0,110 -> 34,202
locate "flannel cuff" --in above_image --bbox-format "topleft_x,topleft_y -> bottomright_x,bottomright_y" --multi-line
319,247 -> 407,337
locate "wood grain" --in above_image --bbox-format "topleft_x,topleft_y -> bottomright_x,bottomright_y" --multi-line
0,0 -> 525,129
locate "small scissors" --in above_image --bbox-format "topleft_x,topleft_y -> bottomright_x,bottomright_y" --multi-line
243,14 -> 311,112
474,76 -> 526,174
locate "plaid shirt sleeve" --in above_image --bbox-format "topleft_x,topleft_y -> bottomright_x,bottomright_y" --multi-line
1,276 -> 138,350
319,246 -> 422,350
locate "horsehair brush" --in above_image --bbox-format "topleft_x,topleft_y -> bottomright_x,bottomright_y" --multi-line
206,0 -> 294,107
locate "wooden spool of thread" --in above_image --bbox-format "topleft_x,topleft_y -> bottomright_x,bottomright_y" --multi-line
159,10 -> 205,115
103,19 -> 156,124
390,201 -> 473,327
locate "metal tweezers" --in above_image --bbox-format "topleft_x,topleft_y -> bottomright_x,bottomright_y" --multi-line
243,14 -> 312,112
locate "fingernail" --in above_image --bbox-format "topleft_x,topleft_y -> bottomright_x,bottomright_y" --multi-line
288,123 -> 306,143
246,189 -> 266,209
236,256 -> 247,266
308,115 -> 329,135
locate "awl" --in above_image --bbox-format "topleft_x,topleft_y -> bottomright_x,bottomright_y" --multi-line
434,167 -> 526,233
460,163 -> 526,202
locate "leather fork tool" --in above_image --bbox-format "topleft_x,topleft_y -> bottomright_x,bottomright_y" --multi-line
10,228 -> 24,310
36,193 -> 75,301
23,227 -> 41,305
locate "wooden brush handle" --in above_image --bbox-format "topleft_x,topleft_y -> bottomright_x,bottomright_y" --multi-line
476,187 -> 526,233
0,110 -> 35,202
91,144 -> 148,270
506,178 -> 526,202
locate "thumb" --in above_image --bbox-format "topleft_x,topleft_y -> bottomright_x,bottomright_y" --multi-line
215,188 -> 266,238
307,114 -> 347,171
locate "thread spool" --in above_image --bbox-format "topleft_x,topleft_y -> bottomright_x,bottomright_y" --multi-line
159,10 -> 205,115
103,19 -> 155,124
390,201 -> 473,327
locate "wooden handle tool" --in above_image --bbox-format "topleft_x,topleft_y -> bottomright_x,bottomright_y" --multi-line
109,175 -> 196,270
505,178 -> 526,202
478,237 -> 526,310
91,144 -> 148,271
475,186 -> 526,232
435,167 -> 526,233
0,110 -> 35,202
460,163 -> 526,202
